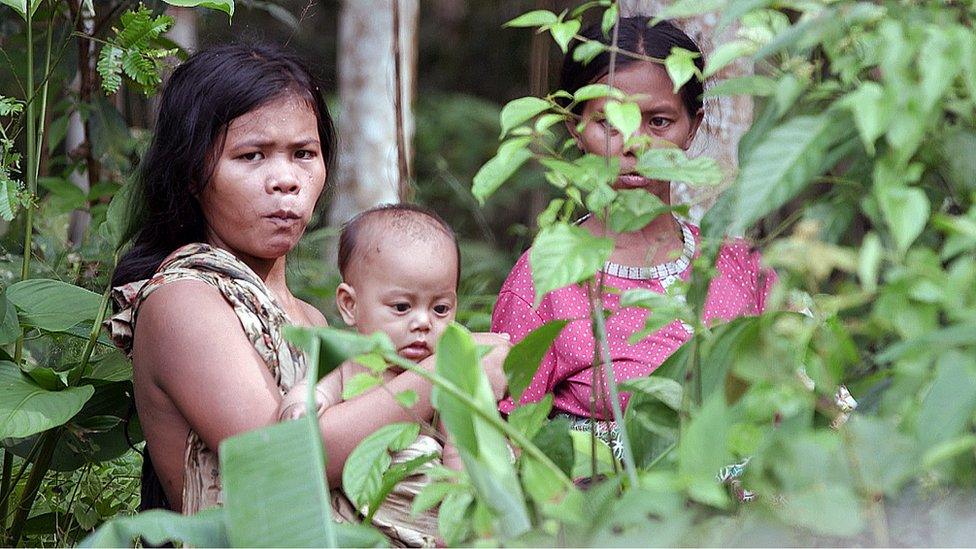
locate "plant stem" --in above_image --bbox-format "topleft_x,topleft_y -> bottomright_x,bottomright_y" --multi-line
8,428 -> 60,547
0,451 -> 10,539
385,354 -> 575,490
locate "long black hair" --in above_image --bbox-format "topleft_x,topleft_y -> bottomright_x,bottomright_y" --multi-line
112,42 -> 337,288
560,16 -> 705,119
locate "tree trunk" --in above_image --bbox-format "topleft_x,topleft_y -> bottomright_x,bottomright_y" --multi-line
328,0 -> 418,226
66,0 -> 96,247
617,1 -> 753,222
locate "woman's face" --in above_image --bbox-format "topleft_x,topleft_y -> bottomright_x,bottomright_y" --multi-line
199,94 -> 326,264
576,60 -> 703,192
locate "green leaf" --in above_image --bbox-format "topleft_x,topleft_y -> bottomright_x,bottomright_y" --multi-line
0,177 -> 20,222
607,189 -> 669,233
568,430 -> 618,479
438,491 -> 473,546
603,100 -> 640,138
529,223 -> 613,305
619,376 -> 683,410
573,83 -> 623,102
412,481 -> 455,515
600,3 -> 617,37
657,0 -> 727,19
0,361 -> 95,439
162,0 -> 234,17
0,293 -> 20,345
918,26 -> 963,111
472,137 -> 533,204
678,393 -> 729,506
877,186 -> 929,254
394,389 -> 418,408
504,9 -> 557,28
341,372 -> 383,400
79,507 -> 228,548
857,232 -> 883,293
550,20 -> 581,53
703,40 -> 753,78
282,326 -> 394,383
98,180 -> 134,250
572,40 -> 605,64
499,97 -> 550,138
0,0 -> 41,21
913,351 -> 976,451
530,417 -> 574,477
97,46 -> 124,95
840,82 -> 892,155
774,485 -> 863,537
664,47 -> 699,94
703,75 -> 777,98
845,416 -> 917,496
729,114 -> 846,233
507,394 -> 553,440
220,418 -> 337,547
432,324 -> 531,540
6,279 -> 103,333
503,321 -> 567,402
342,422 -> 420,511
635,148 -> 722,186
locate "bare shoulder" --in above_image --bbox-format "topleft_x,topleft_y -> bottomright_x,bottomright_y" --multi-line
297,299 -> 328,327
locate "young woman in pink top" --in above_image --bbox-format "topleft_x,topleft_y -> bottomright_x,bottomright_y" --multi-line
491,16 -> 777,458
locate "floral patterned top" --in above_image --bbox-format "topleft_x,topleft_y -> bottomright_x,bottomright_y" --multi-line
107,243 -> 307,515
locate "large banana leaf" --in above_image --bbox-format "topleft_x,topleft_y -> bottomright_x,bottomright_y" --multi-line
6,279 -> 104,333
0,360 -> 94,439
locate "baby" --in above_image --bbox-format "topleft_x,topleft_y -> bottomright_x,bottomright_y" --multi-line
283,203 -> 507,547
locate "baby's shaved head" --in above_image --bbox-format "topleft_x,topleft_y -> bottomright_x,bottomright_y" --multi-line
338,203 -> 460,286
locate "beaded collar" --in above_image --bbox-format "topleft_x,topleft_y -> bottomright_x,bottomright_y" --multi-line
601,220 -> 696,280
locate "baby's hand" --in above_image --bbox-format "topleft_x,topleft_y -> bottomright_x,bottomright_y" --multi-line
470,332 -> 511,400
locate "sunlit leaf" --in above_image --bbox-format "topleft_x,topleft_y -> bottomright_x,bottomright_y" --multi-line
162,0 -> 234,17
499,97 -> 551,138
6,279 -> 103,333
504,9 -> 557,28
550,20 -> 581,53
529,223 -> 613,305
635,148 -> 722,187
877,185 -> 929,254
0,361 -> 94,439
79,507 -> 228,548
472,137 -> 533,204
664,47 -> 699,94
603,100 -> 640,138
342,422 -> 420,511
703,40 -> 753,78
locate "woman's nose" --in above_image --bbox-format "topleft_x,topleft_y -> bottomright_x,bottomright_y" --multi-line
267,158 -> 302,194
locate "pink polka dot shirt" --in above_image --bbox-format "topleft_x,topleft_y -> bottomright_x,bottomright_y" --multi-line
492,222 -> 777,420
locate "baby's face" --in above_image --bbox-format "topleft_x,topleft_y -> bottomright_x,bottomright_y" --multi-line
343,235 -> 458,362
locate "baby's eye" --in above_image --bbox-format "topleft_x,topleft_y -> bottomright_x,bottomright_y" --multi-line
433,304 -> 451,315
392,303 -> 410,313
238,151 -> 264,161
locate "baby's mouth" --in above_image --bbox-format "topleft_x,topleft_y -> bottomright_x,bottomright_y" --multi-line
399,341 -> 431,361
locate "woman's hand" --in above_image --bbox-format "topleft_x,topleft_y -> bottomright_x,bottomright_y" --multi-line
471,332 -> 511,400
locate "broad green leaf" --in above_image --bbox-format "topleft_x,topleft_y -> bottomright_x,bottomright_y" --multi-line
703,75 -> 777,98
472,137 -> 533,204
729,114 -> 845,233
877,186 -> 929,254
438,490 -> 474,545
592,488 -> 694,546
923,435 -> 976,469
342,422 -> 420,511
499,97 -> 550,138
703,40 -> 753,78
0,0 -> 40,21
607,189 -> 669,233
433,324 -> 531,540
550,20 -> 581,53
0,293 -> 20,345
603,100 -> 640,138
845,416 -> 917,496
98,180 -> 135,250
857,232 -> 882,292
79,507 -> 228,548
529,223 -> 614,305
678,393 -> 729,506
341,372 -> 382,400
841,82 -> 892,155
568,430 -> 617,479
162,0 -> 234,17
913,351 -> 976,451
282,325 -> 394,383
572,40 -> 605,64
0,361 -> 95,439
657,0 -> 727,19
6,279 -> 103,333
635,148 -> 722,186
220,418 -> 337,547
774,485 -> 863,537
530,417 -> 574,477
573,83 -> 623,102
504,321 -> 567,402
619,376 -> 683,410
664,47 -> 699,94
507,394 -> 553,440
918,27 -> 963,111
504,9 -> 557,28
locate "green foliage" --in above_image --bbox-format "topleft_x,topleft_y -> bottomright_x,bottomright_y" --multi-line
97,7 -> 177,95
0,361 -> 94,439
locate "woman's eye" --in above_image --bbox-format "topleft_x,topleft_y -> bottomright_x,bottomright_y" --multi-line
392,303 -> 410,313
650,117 -> 671,128
433,304 -> 451,315
295,149 -> 316,160
239,151 -> 264,161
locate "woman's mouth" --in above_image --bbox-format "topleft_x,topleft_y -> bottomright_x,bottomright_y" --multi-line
616,174 -> 653,188
264,210 -> 302,227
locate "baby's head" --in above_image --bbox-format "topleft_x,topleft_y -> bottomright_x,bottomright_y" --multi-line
336,204 -> 460,362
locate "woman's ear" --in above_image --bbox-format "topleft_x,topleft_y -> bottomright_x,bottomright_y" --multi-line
683,108 -> 705,150
564,117 -> 583,150
335,283 -> 357,327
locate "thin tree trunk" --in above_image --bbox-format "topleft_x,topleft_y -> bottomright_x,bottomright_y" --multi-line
329,0 -> 418,226
617,0 -> 753,223
66,0 -> 96,247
